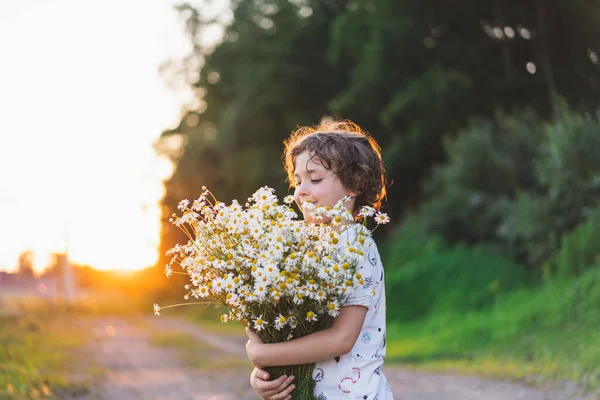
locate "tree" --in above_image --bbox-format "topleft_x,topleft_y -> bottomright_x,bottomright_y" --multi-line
325,0 -> 600,213
16,251 -> 35,280
155,0 -> 600,273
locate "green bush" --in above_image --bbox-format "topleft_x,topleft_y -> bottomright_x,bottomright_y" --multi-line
549,209 -> 600,278
384,221 -> 527,322
417,109 -> 543,247
418,107 -> 600,269
499,110 -> 600,266
568,265 -> 600,324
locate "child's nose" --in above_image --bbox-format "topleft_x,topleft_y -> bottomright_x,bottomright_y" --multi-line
295,183 -> 309,199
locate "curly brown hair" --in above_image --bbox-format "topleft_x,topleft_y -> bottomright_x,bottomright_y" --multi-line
283,119 -> 387,214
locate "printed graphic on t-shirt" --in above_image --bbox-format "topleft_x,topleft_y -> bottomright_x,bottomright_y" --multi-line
338,367 -> 361,393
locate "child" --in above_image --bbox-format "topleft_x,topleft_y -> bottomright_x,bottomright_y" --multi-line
245,119 -> 394,399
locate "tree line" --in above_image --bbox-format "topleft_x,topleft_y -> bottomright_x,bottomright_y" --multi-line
154,0 -> 600,283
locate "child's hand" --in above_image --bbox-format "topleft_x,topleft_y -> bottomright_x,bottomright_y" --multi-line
245,327 -> 266,368
250,367 -> 295,400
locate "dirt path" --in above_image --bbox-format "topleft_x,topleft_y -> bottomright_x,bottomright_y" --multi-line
75,315 -> 597,400
385,369 -> 595,400
76,316 -> 255,400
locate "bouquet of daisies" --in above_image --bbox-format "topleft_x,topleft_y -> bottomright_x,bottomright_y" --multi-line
156,186 -> 388,400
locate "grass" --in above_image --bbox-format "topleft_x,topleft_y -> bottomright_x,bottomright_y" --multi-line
386,272 -> 600,393
0,291 -> 158,400
382,221 -> 600,394
0,311 -> 91,400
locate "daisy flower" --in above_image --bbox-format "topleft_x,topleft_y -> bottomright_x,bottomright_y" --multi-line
153,303 -> 161,316
274,314 -> 287,330
270,289 -> 282,302
212,278 -> 225,293
191,198 -> 205,211
374,212 -> 390,224
254,284 -> 268,299
303,251 -> 318,268
196,285 -> 210,298
358,206 -> 376,218
301,200 -> 315,213
253,315 -> 268,332
284,207 -> 297,219
293,291 -> 305,305
305,310 -> 317,322
326,300 -> 340,317
306,279 -> 318,291
283,195 -> 295,204
312,289 -> 326,302
177,199 -> 190,212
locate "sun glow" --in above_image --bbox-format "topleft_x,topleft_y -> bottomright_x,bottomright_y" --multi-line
0,0 -> 198,273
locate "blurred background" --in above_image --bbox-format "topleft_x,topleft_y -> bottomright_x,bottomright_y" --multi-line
2,0 -> 600,398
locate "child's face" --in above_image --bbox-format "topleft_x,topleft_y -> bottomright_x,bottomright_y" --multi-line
293,150 -> 356,223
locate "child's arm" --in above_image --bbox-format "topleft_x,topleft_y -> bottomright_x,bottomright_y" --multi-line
246,305 -> 368,368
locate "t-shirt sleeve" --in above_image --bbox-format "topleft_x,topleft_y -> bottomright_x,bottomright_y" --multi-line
344,238 -> 380,309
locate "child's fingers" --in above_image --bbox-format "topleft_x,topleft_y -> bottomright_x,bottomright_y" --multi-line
258,374 -> 295,399
269,381 -> 295,400
258,374 -> 287,390
267,376 -> 295,400
254,368 -> 269,381
274,375 -> 293,391
271,374 -> 290,387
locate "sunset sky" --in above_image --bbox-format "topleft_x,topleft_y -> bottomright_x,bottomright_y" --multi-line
0,0 -> 226,272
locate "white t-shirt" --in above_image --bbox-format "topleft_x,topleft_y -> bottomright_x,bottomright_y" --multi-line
312,228 -> 394,399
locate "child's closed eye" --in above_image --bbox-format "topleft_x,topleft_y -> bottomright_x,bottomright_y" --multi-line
295,179 -> 322,186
